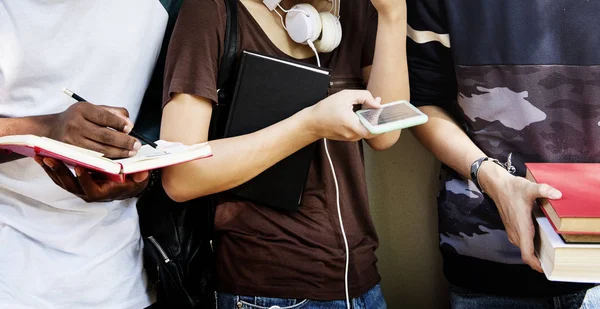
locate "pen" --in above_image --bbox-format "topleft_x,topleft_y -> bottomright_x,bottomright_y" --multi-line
63,88 -> 160,150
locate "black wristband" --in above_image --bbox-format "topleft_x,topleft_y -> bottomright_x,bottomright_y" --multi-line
470,157 -> 506,194
137,169 -> 160,198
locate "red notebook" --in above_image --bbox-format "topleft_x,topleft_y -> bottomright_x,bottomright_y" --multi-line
0,135 -> 212,182
525,163 -> 600,239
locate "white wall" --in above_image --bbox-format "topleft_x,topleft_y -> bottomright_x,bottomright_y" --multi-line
365,131 -> 448,308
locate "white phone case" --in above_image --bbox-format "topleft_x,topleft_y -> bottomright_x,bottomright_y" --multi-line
355,100 -> 428,134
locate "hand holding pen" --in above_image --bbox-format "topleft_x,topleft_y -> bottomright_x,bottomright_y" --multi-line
63,88 -> 160,150
64,89 -> 159,148
32,89 -> 153,204
36,88 -> 142,158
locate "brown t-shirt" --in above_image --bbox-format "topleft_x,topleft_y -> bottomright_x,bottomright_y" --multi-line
164,0 -> 380,300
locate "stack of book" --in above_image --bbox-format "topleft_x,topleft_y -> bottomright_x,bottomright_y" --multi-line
526,163 -> 600,283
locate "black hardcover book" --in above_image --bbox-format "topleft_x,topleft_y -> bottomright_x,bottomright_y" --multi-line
224,50 -> 331,211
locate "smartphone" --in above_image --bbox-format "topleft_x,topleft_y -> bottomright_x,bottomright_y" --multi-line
355,100 -> 428,134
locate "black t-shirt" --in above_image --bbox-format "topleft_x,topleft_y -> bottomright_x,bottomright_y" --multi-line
407,0 -> 597,297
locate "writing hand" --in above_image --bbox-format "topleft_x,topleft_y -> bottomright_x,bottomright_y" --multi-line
46,102 -> 140,158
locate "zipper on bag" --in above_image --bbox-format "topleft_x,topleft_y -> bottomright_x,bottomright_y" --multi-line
148,236 -> 196,306
148,236 -> 171,264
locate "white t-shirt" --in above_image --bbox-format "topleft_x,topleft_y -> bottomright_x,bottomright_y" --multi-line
0,1 -> 167,308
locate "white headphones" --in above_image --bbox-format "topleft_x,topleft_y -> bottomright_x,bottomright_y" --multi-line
263,0 -> 342,53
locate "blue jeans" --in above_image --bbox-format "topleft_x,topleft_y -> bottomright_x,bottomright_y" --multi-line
450,284 -> 592,309
581,285 -> 600,309
216,284 -> 386,309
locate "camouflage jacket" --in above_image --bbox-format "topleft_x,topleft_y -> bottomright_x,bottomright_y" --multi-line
406,0 -> 599,295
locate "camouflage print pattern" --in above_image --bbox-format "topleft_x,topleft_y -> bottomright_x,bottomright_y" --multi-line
439,65 -> 600,264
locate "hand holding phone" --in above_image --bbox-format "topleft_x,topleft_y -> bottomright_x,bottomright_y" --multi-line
355,100 -> 428,134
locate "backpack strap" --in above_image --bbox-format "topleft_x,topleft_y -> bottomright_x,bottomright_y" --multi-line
134,0 -> 185,142
136,0 -> 237,142
210,0 -> 239,140
218,0 -> 239,92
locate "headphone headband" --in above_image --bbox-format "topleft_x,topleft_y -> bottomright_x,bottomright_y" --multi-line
263,0 -> 343,55
263,0 -> 341,17
263,0 -> 280,11
332,0 -> 340,18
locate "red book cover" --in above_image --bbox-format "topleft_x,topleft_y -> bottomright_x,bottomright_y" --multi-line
525,163 -> 600,234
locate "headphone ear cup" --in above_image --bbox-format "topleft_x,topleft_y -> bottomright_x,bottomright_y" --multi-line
314,12 -> 342,53
286,4 -> 322,44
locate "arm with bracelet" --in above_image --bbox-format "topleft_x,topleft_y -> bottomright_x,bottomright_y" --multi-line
405,2 -> 562,273
412,102 -> 562,273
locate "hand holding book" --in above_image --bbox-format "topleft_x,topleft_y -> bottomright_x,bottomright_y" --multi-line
30,89 -> 160,202
35,155 -> 150,202
524,163 -> 600,283
9,138 -> 212,203
0,135 -> 212,202
476,160 -> 562,273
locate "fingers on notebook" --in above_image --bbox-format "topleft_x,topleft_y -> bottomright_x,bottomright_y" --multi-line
517,220 -> 544,273
35,156 -> 84,196
34,156 -> 149,202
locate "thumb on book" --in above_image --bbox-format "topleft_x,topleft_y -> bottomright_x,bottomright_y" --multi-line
537,183 -> 562,200
131,171 -> 150,183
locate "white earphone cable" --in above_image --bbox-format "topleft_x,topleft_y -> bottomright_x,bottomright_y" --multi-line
306,40 -> 321,67
323,139 -> 351,309
310,43 -> 350,309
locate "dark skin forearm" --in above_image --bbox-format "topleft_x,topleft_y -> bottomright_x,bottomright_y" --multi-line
0,115 -> 55,163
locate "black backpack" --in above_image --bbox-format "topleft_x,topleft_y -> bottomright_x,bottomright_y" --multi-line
135,0 -> 239,307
